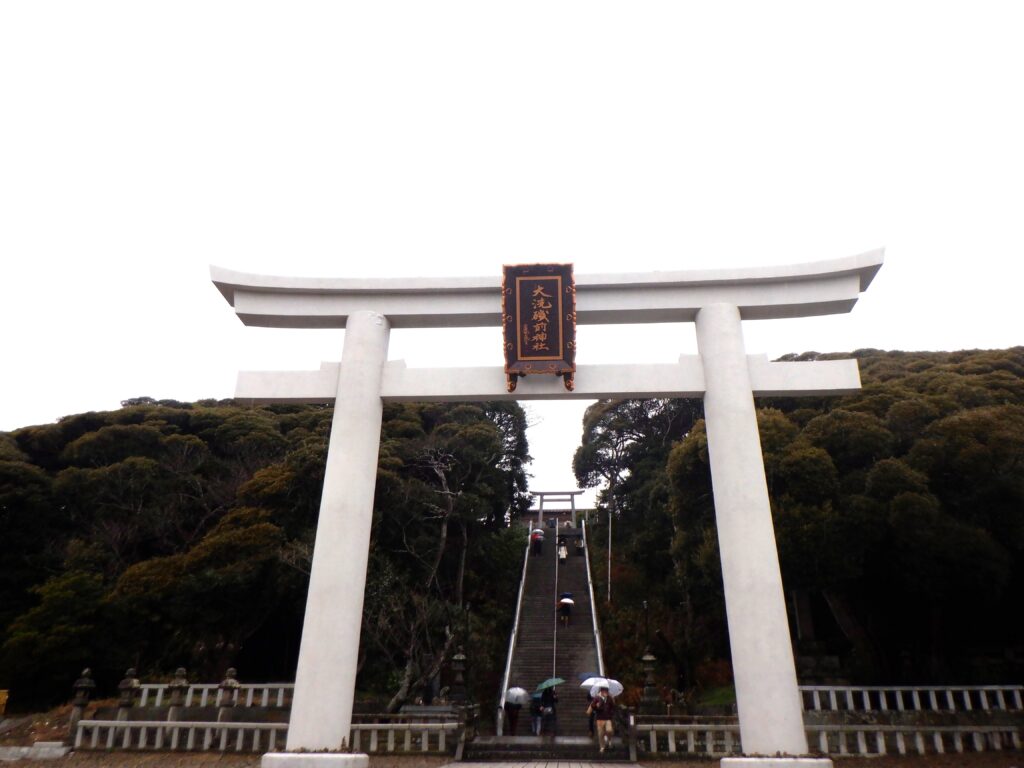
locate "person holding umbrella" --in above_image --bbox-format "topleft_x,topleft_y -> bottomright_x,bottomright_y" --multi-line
535,678 -> 564,737
504,686 -> 529,735
530,528 -> 544,556
557,596 -> 573,626
586,685 -> 616,752
579,677 -> 624,699
581,675 -> 624,738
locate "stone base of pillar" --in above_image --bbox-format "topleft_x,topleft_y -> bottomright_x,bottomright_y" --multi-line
262,753 -> 369,768
721,758 -> 833,768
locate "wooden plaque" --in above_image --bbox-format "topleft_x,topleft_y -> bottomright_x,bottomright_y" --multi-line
501,263 -> 576,391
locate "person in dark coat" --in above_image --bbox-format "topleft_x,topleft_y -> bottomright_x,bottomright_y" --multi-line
539,685 -> 558,736
586,692 -> 596,737
530,694 -> 543,735
504,700 -> 521,735
587,686 -> 616,751
557,599 -> 572,626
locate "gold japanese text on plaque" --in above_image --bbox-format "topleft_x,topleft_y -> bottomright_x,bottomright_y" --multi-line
501,263 -> 576,392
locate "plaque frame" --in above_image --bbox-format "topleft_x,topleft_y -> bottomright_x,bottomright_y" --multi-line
501,263 -> 576,392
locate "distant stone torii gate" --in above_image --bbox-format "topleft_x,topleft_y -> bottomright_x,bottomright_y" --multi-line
211,250 -> 884,768
532,490 -> 585,527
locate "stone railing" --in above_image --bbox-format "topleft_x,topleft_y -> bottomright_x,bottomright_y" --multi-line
386,703 -> 479,738
630,717 -> 1022,759
351,721 -> 463,758
137,682 -> 293,708
74,718 -> 464,757
808,723 -> 1022,755
74,720 -> 287,752
800,684 -> 1023,713
630,720 -> 741,759
626,720 -> 1019,761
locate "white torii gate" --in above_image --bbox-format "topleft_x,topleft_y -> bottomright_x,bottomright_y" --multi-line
212,249 -> 883,768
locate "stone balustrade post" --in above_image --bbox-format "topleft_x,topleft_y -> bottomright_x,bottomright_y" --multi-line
116,668 -> 140,721
218,667 -> 241,722
68,668 -> 95,738
167,667 -> 189,721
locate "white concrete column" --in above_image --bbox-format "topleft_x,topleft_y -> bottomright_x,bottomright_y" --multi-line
284,311 -> 390,752
694,303 -> 811,759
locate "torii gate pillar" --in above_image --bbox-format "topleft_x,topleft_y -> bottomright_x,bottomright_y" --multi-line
284,312 -> 389,754
214,250 -> 883,768
697,303 -> 807,757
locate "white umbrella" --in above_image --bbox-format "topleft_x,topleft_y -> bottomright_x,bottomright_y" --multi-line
505,686 -> 530,706
580,677 -> 624,698
559,597 -> 575,605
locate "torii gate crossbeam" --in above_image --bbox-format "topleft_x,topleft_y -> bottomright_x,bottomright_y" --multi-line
215,250 -> 883,768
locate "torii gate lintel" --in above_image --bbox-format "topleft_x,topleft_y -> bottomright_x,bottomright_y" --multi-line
233,354 -> 861,405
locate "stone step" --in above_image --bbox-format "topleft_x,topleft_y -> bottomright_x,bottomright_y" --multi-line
504,529 -> 601,737
463,748 -> 630,762
464,736 -> 629,762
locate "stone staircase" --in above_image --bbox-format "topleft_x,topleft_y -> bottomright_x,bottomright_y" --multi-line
503,526 -> 601,739
464,734 -> 630,762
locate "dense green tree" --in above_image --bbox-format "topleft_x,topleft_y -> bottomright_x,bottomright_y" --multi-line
109,507 -> 287,677
0,396 -> 530,711
584,347 -> 1024,696
0,460 -> 59,630
361,402 -> 528,709
0,571 -> 106,708
573,398 -> 701,690
3,347 -> 1021,710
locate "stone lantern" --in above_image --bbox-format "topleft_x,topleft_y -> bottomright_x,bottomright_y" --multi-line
72,668 -> 96,708
168,667 -> 189,707
68,668 -> 96,736
218,667 -> 241,721
220,668 -> 241,705
641,651 -> 660,715
449,648 -> 467,705
116,668 -> 141,721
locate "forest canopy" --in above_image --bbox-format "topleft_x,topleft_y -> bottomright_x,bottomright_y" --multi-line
0,398 -> 531,710
2,347 -> 1022,712
575,348 -> 1024,693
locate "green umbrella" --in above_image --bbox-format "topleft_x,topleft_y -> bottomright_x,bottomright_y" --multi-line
535,677 -> 566,691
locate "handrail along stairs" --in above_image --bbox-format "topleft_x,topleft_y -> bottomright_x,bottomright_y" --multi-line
495,527 -> 532,735
582,519 -> 606,676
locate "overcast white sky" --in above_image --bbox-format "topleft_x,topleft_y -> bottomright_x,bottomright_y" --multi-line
2,2 -> 1022,504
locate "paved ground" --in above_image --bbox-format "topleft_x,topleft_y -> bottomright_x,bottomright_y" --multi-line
0,754 -> 1022,767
